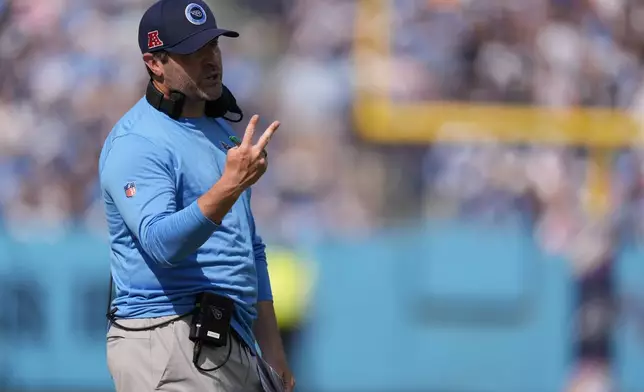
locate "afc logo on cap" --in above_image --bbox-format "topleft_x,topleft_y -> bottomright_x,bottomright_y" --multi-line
147,30 -> 164,50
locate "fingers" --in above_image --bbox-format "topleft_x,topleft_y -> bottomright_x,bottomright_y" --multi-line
255,121 -> 280,151
242,115 -> 259,146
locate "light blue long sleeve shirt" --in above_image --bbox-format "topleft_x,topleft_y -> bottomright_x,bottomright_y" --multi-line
98,97 -> 272,352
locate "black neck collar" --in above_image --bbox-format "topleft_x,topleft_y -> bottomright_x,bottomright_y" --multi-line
145,80 -> 243,122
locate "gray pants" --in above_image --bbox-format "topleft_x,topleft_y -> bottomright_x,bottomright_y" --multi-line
107,315 -> 264,392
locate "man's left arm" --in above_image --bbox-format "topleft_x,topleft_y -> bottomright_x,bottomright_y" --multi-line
250,208 -> 295,391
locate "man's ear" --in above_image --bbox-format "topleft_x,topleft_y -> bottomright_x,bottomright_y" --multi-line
143,53 -> 163,78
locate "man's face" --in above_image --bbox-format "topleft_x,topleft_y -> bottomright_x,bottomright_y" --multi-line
162,39 -> 223,101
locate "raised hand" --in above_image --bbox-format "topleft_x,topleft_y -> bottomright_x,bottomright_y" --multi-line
223,115 -> 279,191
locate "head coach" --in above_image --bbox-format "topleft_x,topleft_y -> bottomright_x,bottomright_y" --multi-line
98,1 -> 294,391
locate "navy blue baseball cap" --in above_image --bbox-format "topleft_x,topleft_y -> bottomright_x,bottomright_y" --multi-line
138,0 -> 238,55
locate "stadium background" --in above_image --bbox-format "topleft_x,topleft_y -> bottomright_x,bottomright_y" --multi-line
2,0 -> 644,391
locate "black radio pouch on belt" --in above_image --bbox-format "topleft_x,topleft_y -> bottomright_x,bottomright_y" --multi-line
189,292 -> 234,347
189,292 -> 236,372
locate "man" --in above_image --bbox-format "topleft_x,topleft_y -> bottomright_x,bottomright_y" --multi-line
98,1 -> 294,391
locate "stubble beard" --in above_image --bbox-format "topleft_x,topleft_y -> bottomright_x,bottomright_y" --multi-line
195,82 -> 223,101
169,72 -> 222,102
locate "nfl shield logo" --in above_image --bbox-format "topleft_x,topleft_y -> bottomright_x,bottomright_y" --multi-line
124,182 -> 136,198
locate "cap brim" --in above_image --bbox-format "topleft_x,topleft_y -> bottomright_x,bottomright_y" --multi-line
166,28 -> 239,55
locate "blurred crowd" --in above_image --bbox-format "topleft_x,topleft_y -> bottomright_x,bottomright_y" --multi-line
0,0 -> 379,245
396,0 -> 644,271
1,0 -> 644,259
392,0 -> 644,106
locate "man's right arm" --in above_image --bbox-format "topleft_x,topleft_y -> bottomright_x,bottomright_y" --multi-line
196,174 -> 243,224
100,134 -> 241,267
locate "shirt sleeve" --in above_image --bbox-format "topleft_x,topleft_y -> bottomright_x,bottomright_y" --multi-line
100,134 -> 219,267
248,192 -> 273,302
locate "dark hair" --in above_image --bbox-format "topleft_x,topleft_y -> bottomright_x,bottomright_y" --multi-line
146,51 -> 169,79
